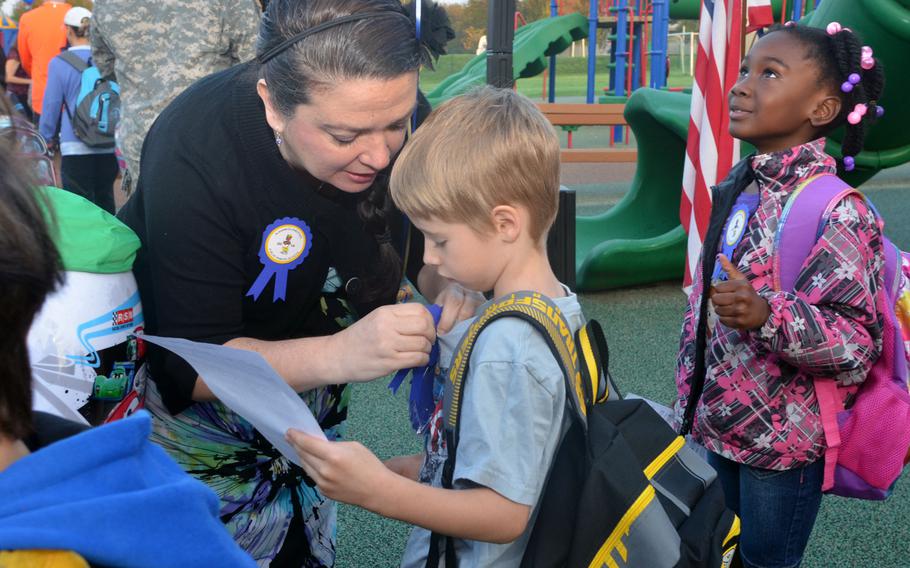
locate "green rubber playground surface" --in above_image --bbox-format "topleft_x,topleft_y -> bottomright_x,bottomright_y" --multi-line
336,163 -> 910,567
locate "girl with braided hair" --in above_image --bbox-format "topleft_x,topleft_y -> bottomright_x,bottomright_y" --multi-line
117,0 -> 470,565
675,22 -> 886,568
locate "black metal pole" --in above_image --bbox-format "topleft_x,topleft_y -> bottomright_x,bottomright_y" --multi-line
486,0 -> 516,88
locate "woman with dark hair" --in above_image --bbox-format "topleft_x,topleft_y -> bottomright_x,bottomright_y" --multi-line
116,0 -> 468,564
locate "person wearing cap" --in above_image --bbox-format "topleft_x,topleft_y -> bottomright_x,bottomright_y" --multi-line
116,0 -> 467,565
39,6 -> 118,214
15,0 -> 70,121
90,0 -> 261,190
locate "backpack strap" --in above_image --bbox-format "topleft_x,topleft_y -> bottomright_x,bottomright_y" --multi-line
57,51 -> 89,122
425,291 -> 610,567
577,318 -> 620,404
58,50 -> 89,74
773,173 -> 867,492
773,173 -> 855,292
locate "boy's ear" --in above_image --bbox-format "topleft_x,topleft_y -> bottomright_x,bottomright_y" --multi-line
490,205 -> 521,243
810,94 -> 842,129
257,79 -> 287,135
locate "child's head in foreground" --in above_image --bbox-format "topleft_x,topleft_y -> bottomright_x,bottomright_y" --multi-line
0,123 -> 62,442
729,22 -> 884,171
390,86 -> 560,293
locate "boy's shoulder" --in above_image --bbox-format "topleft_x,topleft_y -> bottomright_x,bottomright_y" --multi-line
442,291 -> 584,385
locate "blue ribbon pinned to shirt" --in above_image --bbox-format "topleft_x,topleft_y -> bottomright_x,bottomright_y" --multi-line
389,303 -> 442,432
712,193 -> 760,282
247,217 -> 313,302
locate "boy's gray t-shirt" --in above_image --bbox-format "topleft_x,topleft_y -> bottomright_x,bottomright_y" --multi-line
400,291 -> 585,568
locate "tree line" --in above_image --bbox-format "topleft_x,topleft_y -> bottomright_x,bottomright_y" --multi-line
444,0 -> 590,53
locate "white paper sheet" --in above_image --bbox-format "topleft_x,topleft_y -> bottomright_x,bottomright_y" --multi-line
142,335 -> 326,466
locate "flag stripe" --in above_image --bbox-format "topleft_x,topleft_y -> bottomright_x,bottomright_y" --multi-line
747,0 -> 774,32
680,0 -> 745,288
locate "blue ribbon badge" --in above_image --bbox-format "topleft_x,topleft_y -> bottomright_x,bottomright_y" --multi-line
246,217 -> 313,302
712,193 -> 759,282
389,304 -> 443,432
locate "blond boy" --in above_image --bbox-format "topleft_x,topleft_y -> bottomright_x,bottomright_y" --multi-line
288,87 -> 586,566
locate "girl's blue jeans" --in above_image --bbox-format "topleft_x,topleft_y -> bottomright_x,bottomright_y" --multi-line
708,452 -> 823,568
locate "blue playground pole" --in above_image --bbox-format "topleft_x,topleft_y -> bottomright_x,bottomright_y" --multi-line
586,0 -> 599,103
612,0 -> 629,142
650,0 -> 668,89
549,0 -> 557,102
613,0 -> 629,100
631,18 -> 643,90
792,0 -> 803,20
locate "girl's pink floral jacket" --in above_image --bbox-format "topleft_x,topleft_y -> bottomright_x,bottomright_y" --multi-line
675,139 -> 884,470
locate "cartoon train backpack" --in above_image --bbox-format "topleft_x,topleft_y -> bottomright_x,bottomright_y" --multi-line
426,292 -> 741,568
58,51 -> 121,149
775,173 -> 910,499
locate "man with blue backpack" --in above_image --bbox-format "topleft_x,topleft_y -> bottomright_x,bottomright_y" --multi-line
39,6 -> 119,214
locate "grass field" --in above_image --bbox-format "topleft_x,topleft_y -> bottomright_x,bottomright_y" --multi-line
420,53 -> 695,100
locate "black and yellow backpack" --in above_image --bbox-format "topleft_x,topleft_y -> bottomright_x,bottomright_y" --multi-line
426,291 -> 740,568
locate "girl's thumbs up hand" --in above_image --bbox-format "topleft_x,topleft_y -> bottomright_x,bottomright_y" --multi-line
709,255 -> 771,330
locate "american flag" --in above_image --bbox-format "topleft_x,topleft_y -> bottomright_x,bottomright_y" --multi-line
747,0 -> 775,32
680,0 -> 745,289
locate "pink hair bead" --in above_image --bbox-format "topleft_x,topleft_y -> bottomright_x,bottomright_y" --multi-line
826,22 -> 842,35
848,103 -> 868,125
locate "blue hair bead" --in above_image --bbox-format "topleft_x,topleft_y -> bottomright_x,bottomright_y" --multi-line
876,106 -> 885,118
843,156 -> 855,171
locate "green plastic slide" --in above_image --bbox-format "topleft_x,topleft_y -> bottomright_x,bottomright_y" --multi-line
425,13 -> 588,107
576,89 -> 690,291
576,0 -> 910,291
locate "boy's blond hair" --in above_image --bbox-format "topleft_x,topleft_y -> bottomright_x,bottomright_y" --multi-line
390,86 -> 560,242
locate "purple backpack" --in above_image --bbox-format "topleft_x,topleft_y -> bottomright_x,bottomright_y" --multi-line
774,173 -> 910,500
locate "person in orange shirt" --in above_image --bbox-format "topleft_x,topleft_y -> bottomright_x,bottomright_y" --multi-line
17,0 -> 71,120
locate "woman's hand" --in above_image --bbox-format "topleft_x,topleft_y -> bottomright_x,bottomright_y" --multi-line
331,302 -> 435,381
434,282 -> 485,334
710,254 -> 771,330
287,429 -> 391,509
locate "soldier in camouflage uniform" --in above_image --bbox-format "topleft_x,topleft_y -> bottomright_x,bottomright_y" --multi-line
90,0 -> 261,186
